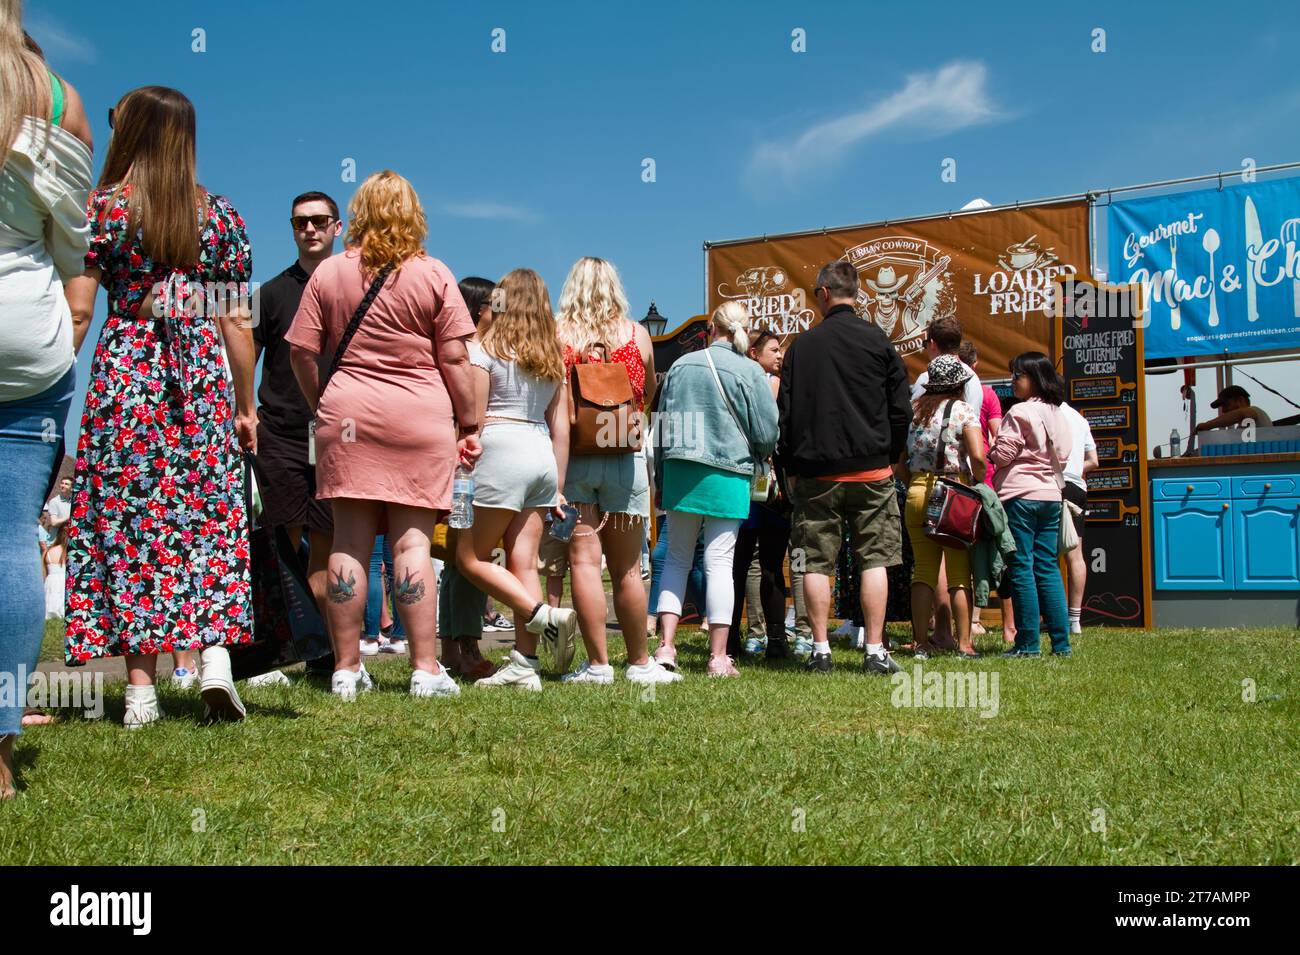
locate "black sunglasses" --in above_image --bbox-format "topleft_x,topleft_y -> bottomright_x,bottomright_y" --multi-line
290,215 -> 336,231
107,107 -> 114,129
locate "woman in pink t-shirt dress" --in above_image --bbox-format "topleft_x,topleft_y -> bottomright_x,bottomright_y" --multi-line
286,171 -> 479,701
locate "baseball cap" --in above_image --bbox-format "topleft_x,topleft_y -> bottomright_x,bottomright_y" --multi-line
1211,385 -> 1250,409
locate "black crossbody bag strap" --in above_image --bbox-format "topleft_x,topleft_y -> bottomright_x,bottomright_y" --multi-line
320,263 -> 393,401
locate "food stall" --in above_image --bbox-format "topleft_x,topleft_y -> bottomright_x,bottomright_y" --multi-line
1107,175 -> 1300,628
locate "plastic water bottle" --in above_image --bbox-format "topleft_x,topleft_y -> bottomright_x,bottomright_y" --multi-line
1170,428 -> 1181,457
449,465 -> 474,529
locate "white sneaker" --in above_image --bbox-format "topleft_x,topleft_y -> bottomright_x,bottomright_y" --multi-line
170,667 -> 198,690
380,638 -> 407,654
784,608 -> 796,629
331,665 -> 374,702
475,649 -> 542,692
199,645 -> 246,722
360,638 -> 381,657
626,659 -> 682,684
123,685 -> 161,729
410,668 -> 460,698
245,670 -> 291,688
1070,621 -> 1082,635
560,661 -> 615,684
526,603 -> 578,656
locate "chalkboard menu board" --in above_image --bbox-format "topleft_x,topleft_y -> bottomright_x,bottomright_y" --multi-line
1056,279 -> 1152,628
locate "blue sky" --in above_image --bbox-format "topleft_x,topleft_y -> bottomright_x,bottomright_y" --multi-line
30,0 -> 1300,446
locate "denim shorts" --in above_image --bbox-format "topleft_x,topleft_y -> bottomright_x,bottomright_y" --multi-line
563,445 -> 649,520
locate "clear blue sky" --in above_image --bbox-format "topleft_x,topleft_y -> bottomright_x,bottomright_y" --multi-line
30,0 -> 1300,446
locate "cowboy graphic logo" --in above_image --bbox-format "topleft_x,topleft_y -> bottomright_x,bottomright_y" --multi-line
843,237 -> 956,356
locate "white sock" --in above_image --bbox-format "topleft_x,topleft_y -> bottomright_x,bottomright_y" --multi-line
1068,608 -> 1082,634
866,642 -> 886,658
813,641 -> 831,655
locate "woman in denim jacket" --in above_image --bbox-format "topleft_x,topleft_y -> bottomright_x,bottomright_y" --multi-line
652,302 -> 779,677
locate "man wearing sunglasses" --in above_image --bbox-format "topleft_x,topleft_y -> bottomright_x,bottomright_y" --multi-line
252,192 -> 343,645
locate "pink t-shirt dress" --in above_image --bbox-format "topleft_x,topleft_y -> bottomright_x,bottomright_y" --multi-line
285,250 -> 474,510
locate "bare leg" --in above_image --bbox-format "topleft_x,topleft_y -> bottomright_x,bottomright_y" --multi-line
1001,595 -> 1017,643
500,509 -> 546,657
859,566 -> 887,648
601,516 -> 649,666
1066,545 -> 1087,612
455,506 -> 544,621
0,734 -> 14,799
546,574 -> 564,608
932,558 -> 954,647
125,654 -> 158,687
911,582 -> 935,652
951,587 -> 973,653
803,572 -> 831,642
326,498 -> 381,672
306,528 -> 333,639
569,503 -> 612,666
385,503 -> 442,675
172,650 -> 196,674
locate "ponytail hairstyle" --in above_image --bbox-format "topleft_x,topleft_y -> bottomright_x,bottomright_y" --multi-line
711,300 -> 751,354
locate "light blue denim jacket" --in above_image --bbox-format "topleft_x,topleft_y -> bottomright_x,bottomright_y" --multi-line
653,341 -> 779,476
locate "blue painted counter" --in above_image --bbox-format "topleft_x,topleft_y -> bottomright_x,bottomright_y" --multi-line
1148,454 -> 1300,628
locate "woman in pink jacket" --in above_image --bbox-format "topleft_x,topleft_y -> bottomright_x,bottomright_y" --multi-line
987,352 -> 1073,657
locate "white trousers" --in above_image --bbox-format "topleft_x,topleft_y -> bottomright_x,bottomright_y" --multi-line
655,510 -> 741,625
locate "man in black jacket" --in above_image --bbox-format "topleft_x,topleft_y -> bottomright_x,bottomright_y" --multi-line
778,260 -> 911,675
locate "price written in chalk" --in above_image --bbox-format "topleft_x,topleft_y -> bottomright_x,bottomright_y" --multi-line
1087,467 -> 1135,493
1081,405 -> 1131,431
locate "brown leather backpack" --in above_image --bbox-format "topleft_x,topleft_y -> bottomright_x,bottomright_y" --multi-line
568,344 -> 642,455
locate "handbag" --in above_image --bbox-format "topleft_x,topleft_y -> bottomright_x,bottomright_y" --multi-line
703,347 -> 773,501
921,399 -> 984,548
568,342 -> 642,455
308,263 -> 393,464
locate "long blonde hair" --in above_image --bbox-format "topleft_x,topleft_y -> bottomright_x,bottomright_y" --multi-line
481,268 -> 565,382
99,86 -> 206,267
711,301 -> 751,354
555,256 -> 632,358
1,0 -> 53,167
346,170 -> 427,276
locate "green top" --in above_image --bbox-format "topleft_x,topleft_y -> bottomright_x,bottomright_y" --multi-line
48,69 -> 64,127
662,459 -> 751,520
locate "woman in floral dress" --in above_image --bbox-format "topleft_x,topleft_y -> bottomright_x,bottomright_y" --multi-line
63,86 -> 258,727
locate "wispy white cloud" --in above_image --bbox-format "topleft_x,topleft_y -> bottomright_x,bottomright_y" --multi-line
25,17 -> 97,64
745,60 -> 1004,191
438,201 -> 540,224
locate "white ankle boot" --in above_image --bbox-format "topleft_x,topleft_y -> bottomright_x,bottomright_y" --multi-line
123,684 -> 161,729
199,645 -> 246,722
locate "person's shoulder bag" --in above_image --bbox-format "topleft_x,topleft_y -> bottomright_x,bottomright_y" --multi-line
568,339 -> 642,456
306,263 -> 392,465
921,398 -> 984,548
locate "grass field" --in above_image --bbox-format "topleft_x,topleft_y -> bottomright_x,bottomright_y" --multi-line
3,623 -> 1297,865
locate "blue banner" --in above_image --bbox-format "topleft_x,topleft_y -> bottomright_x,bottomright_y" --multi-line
1107,176 -> 1300,359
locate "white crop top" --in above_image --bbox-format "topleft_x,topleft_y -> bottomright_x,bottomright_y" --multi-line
468,340 -> 558,426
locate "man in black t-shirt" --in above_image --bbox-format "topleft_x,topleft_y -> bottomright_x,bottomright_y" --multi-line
253,191 -> 343,627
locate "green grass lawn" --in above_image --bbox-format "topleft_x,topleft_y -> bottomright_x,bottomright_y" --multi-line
3,623 -> 1297,865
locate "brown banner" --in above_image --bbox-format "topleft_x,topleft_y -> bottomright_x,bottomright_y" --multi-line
706,200 -> 1090,376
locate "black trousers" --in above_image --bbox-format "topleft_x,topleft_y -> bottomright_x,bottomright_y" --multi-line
727,524 -> 790,657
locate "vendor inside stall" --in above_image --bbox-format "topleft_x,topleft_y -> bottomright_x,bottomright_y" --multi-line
1194,385 -> 1273,432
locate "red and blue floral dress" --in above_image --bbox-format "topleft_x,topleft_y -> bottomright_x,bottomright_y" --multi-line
64,186 -> 254,662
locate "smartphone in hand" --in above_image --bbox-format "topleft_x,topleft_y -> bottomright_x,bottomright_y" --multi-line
549,504 -> 579,541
